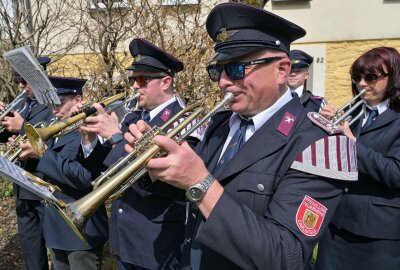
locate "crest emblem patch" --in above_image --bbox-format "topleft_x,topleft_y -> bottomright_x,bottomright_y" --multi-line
296,195 -> 327,237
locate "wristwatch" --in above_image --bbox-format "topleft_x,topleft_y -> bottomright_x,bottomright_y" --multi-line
186,173 -> 215,203
108,132 -> 124,145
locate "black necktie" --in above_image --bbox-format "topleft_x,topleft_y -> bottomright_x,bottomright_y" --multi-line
142,110 -> 150,123
213,117 -> 253,176
362,108 -> 378,131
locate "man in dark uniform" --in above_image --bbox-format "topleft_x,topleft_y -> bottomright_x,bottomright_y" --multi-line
20,76 -> 108,270
288,49 -> 327,112
125,3 -> 358,269
0,57 -> 52,142
80,38 -> 200,269
5,57 -> 55,270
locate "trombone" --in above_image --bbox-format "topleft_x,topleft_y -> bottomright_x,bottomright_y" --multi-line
53,92 -> 234,243
24,93 -> 127,157
330,89 -> 367,126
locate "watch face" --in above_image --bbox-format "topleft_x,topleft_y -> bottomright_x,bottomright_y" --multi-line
187,186 -> 203,201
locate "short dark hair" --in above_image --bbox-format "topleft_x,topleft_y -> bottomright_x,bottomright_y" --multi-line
350,46 -> 400,111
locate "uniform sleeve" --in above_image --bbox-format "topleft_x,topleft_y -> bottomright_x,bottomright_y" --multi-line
37,143 -> 95,191
356,137 -> 400,188
197,170 -> 346,270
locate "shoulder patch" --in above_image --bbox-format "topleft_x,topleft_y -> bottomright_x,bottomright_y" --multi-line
277,112 -> 297,136
307,112 -> 343,135
291,135 -> 358,181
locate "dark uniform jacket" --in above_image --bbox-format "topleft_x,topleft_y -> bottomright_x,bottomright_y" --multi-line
36,131 -> 108,250
87,100 -> 198,269
14,101 -> 54,200
299,89 -> 326,112
177,96 -> 355,270
331,107 -> 400,239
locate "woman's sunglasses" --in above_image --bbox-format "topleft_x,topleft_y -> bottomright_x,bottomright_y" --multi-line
351,73 -> 389,84
207,57 -> 282,82
128,75 -> 165,87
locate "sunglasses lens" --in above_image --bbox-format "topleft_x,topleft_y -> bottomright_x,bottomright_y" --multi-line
207,64 -> 221,82
129,76 -> 148,87
226,63 -> 245,80
351,74 -> 362,84
364,74 -> 379,82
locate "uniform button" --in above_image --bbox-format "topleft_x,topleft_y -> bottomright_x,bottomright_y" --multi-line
186,237 -> 191,243
257,184 -> 264,192
118,208 -> 123,214
192,213 -> 197,219
344,188 -> 349,193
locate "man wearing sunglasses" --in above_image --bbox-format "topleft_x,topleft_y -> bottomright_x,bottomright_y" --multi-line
4,57 -> 55,270
288,49 -> 327,112
125,3 -> 358,269
80,38 -> 200,270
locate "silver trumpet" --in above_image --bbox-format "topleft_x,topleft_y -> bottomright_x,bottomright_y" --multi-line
0,90 -> 28,133
331,89 -> 367,126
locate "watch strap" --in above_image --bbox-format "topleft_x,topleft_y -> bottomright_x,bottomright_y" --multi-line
109,132 -> 124,145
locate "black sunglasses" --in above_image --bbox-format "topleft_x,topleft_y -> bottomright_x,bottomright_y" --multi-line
351,73 -> 389,84
128,75 -> 165,87
207,57 -> 283,82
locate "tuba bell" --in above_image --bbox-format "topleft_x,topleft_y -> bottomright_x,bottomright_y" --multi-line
52,92 -> 234,243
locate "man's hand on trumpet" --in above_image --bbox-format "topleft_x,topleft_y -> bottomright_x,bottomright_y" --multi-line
321,105 -> 356,141
2,111 -> 24,133
79,103 -> 120,145
18,141 -> 44,160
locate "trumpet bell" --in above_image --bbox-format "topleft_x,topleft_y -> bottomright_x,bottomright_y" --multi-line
25,123 -> 47,157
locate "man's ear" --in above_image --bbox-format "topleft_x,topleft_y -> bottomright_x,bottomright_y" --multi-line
75,95 -> 83,103
161,76 -> 173,91
278,59 -> 291,84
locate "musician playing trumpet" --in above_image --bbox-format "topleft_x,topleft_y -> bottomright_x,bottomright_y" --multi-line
4,57 -> 55,270
20,76 -> 109,270
80,38 -> 201,270
315,47 -> 400,270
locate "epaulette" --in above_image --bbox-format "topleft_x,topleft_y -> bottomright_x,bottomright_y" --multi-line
291,135 -> 358,181
307,112 -> 343,135
310,95 -> 324,100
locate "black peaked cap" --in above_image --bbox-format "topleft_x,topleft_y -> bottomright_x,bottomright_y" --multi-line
127,38 -> 183,76
48,76 -> 87,96
289,49 -> 313,69
206,3 -> 306,61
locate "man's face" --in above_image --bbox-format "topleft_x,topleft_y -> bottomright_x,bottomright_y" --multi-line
129,71 -> 170,111
217,50 -> 290,117
18,80 -> 35,98
53,95 -> 81,120
287,68 -> 309,90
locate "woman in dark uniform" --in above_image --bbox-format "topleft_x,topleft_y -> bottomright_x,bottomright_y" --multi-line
315,46 -> 400,270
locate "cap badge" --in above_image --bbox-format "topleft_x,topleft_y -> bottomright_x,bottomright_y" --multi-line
292,60 -> 301,64
216,28 -> 238,43
275,40 -> 281,46
133,54 -> 141,63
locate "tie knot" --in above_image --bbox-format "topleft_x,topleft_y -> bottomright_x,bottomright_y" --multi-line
239,117 -> 253,128
367,108 -> 378,118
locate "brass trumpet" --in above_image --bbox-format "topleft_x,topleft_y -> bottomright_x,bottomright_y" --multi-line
331,89 -> 367,126
25,93 -> 126,157
52,92 -> 234,243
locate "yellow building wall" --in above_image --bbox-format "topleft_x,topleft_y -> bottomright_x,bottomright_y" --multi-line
325,39 -> 400,107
